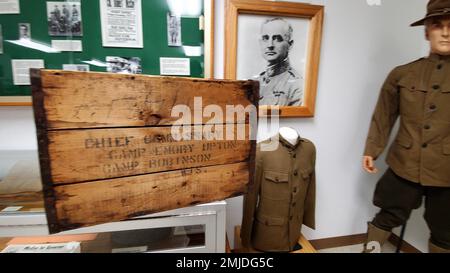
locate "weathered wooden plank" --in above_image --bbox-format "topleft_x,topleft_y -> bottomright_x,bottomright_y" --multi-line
31,69 -> 257,130
52,162 -> 249,233
31,70 -> 60,236
48,125 -> 251,184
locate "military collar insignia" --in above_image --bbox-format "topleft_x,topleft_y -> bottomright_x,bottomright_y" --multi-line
264,58 -> 291,79
428,53 -> 450,62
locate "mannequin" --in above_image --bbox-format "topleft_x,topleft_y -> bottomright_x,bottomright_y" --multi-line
279,127 -> 299,146
362,0 -> 450,253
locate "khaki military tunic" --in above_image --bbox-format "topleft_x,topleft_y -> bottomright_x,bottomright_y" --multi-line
364,54 -> 450,187
241,134 -> 316,252
257,59 -> 304,107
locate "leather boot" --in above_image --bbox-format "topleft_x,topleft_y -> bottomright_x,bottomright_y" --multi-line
362,222 -> 391,253
429,241 -> 450,253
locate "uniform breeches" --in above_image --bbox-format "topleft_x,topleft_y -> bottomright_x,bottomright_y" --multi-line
371,169 -> 450,249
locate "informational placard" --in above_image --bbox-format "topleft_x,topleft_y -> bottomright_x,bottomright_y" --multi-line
31,69 -> 258,233
0,0 -> 20,14
12,59 -> 44,85
0,24 -> 3,54
18,23 -> 30,39
160,57 -> 190,76
100,0 -> 143,48
51,40 -> 83,52
1,242 -> 81,253
167,13 -> 181,47
62,64 -> 89,71
111,246 -> 148,253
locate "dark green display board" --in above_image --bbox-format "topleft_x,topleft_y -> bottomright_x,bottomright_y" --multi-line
0,0 -> 208,102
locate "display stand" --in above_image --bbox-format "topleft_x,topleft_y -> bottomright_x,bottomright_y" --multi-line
0,201 -> 227,253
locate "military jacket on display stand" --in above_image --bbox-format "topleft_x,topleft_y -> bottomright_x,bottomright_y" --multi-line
241,133 -> 316,252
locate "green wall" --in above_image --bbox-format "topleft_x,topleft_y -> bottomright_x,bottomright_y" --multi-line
0,0 -> 205,96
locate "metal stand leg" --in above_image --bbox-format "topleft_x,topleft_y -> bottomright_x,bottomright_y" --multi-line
396,224 -> 407,253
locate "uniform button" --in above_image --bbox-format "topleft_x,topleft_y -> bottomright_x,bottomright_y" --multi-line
437,64 -> 443,70
293,154 -> 296,159
292,202 -> 296,207
433,85 -> 440,90
275,177 -> 279,182
422,143 -> 428,148
430,104 -> 437,110
293,187 -> 297,193
294,170 -> 298,176
424,125 -> 430,130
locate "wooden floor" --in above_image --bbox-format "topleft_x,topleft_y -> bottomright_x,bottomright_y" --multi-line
292,235 -> 317,253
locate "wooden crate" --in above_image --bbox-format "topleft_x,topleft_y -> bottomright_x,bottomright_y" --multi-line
31,70 -> 259,233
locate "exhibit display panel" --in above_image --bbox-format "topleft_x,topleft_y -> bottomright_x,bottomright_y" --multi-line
0,0 -> 214,105
0,199 -> 227,253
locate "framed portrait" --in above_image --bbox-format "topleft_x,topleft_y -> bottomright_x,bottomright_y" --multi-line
224,0 -> 324,117
18,23 -> 31,40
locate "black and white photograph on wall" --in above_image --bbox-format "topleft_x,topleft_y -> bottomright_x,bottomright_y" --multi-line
106,56 -> 142,74
18,23 -> 30,39
237,15 -> 309,107
0,0 -> 21,14
167,13 -> 181,47
47,1 -> 82,36
113,0 -> 123,8
100,0 -> 143,48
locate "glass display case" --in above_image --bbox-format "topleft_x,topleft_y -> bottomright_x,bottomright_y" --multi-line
0,200 -> 227,253
0,150 -> 227,253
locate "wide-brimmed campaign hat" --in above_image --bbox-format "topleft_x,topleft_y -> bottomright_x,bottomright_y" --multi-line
411,0 -> 450,26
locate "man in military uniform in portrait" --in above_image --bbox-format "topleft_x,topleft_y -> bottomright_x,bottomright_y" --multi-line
53,5 -> 61,21
362,0 -> 450,253
257,18 -> 304,107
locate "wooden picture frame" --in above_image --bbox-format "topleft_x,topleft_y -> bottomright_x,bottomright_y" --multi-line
204,0 -> 215,79
0,0 -> 215,106
224,0 -> 324,117
0,96 -> 33,106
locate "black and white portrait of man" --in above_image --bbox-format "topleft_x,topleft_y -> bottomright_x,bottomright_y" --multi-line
237,15 -> 309,107
167,13 -> 182,47
18,23 -> 31,40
